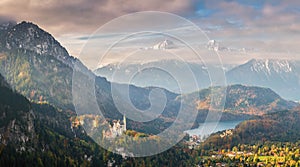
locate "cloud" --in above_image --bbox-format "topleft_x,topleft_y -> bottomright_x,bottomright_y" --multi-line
1,0 -> 300,63
0,0 -> 198,37
192,1 -> 300,54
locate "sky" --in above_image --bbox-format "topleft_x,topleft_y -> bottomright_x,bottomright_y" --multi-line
0,0 -> 300,68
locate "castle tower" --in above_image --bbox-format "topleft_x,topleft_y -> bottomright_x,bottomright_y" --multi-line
123,114 -> 126,132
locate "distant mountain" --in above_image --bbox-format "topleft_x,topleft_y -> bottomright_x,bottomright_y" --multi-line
94,59 -> 298,125
94,60 -> 224,94
227,59 -> 300,101
140,39 -> 177,50
224,85 -> 296,114
96,58 -> 300,101
152,39 -> 176,50
179,84 -> 297,124
206,39 -> 253,52
206,40 -> 222,51
202,108 -> 300,148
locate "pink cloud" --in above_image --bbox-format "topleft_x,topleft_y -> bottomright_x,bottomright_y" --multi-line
0,0 -> 197,36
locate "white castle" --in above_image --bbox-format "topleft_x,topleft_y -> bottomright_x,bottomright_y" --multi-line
103,115 -> 126,139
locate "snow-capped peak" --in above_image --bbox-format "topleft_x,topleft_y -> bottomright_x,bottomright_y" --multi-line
207,40 -> 219,51
249,59 -> 293,74
152,39 -> 175,50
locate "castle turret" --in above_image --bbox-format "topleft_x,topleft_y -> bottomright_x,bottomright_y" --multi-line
123,115 -> 126,132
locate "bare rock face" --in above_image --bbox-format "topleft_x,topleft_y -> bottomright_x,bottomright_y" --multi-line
1,21 -> 74,67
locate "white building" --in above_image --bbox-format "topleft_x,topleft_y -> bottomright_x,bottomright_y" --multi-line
103,115 -> 127,139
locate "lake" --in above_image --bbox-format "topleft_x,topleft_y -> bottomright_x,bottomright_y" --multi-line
185,120 -> 242,137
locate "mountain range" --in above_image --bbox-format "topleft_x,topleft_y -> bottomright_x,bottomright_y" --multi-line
94,59 -> 211,93
227,59 -> 300,101
0,21 -> 297,131
95,58 -> 300,101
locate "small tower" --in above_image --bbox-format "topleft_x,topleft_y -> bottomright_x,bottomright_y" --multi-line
123,114 -> 126,132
